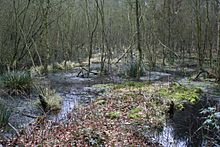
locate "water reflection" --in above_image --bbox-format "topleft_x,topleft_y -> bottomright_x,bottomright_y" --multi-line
154,97 -> 219,147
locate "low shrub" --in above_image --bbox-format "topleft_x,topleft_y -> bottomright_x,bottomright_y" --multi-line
200,107 -> 220,146
2,71 -> 32,94
37,88 -> 62,112
126,62 -> 144,78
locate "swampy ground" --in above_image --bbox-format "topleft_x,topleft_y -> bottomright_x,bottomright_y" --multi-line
0,64 -> 220,147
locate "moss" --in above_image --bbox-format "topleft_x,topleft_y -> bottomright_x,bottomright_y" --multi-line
106,111 -> 120,119
113,81 -> 150,90
128,113 -> 143,119
94,99 -> 106,105
158,83 -> 202,106
130,107 -> 143,113
127,107 -> 145,119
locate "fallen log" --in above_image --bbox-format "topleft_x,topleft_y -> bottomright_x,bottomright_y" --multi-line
76,67 -> 98,78
193,69 -> 217,81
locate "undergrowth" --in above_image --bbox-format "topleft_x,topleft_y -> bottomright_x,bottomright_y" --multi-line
4,81 -> 202,146
126,62 -> 144,78
1,71 -> 32,94
200,107 -> 220,146
31,61 -> 80,75
0,101 -> 12,128
7,81 -> 167,146
158,83 -> 202,109
113,81 -> 150,90
37,87 -> 62,112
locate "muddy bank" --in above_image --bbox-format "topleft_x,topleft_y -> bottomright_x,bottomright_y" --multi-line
1,67 -> 219,146
0,70 -> 121,138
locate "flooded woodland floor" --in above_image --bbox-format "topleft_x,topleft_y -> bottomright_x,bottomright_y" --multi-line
0,65 -> 220,146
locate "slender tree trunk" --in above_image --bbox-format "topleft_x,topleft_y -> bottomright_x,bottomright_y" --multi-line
162,0 -> 167,66
135,0 -> 142,80
128,2 -> 134,64
195,0 -> 203,69
99,0 -> 106,75
85,0 -> 98,77
216,1 -> 220,81
43,0 -> 50,75
167,0 -> 173,64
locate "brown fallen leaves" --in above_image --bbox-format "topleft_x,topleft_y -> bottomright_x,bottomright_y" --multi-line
4,83 -> 167,146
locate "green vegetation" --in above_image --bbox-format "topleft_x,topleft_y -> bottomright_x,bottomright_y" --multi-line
158,83 -> 202,109
94,99 -> 106,105
128,107 -> 144,119
126,62 -> 144,78
1,71 -> 32,94
106,111 -> 120,119
200,107 -> 220,130
92,84 -> 114,89
0,101 -> 12,128
113,81 -> 149,90
0,0 -> 220,145
37,88 -> 62,112
200,107 -> 220,146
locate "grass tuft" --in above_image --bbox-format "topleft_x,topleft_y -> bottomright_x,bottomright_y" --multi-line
1,71 -> 32,94
0,101 -> 12,128
37,88 -> 62,112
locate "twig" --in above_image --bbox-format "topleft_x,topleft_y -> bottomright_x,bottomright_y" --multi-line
114,45 -> 132,64
76,67 -> 98,77
158,39 -> 180,58
20,112 -> 38,119
8,123 -> 20,137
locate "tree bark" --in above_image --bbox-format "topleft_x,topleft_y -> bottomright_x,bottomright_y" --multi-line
135,0 -> 142,80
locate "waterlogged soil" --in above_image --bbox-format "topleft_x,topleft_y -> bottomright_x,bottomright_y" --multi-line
0,70 -> 123,137
148,78 -> 220,146
1,67 -> 220,146
47,71 -> 122,120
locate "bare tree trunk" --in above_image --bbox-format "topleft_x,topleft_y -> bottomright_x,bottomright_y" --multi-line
99,0 -> 106,75
85,0 -> 99,77
43,0 -> 50,75
195,0 -> 203,69
135,0 -> 142,80
216,0 -> 220,81
128,2 -> 134,64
